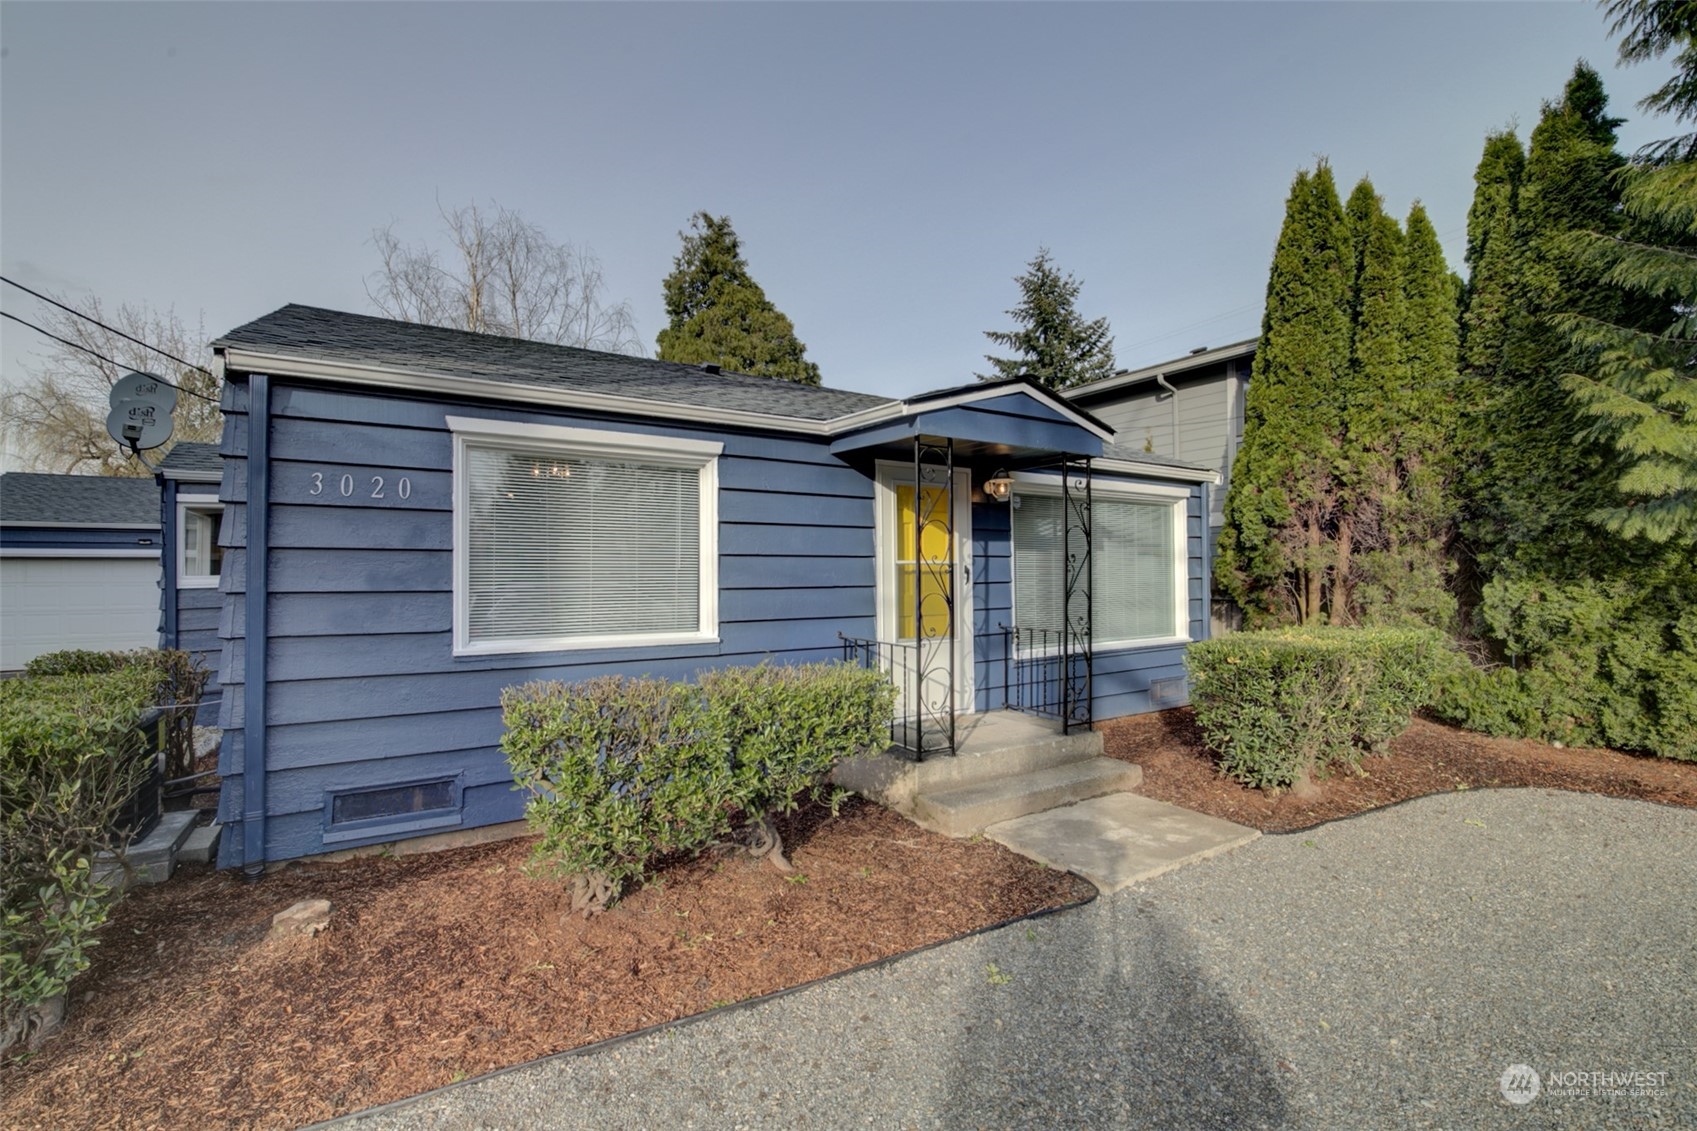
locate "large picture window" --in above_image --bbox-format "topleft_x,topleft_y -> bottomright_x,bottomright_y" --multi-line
1011,479 -> 1188,647
449,417 -> 720,655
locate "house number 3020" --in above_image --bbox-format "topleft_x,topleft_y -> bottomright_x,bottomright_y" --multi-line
308,472 -> 412,500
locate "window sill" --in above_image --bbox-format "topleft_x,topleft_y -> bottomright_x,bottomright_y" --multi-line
322,810 -> 462,846
453,631 -> 721,658
177,576 -> 221,589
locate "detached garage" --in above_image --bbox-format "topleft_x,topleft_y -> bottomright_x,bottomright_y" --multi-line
0,472 -> 163,671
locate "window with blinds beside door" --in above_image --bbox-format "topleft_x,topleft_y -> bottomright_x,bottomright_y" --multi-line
1010,481 -> 1187,648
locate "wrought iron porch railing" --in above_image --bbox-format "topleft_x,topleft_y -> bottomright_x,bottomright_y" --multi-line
999,624 -> 1093,733
837,632 -> 945,759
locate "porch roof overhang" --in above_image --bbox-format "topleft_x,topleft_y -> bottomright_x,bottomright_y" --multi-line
828,381 -> 1109,462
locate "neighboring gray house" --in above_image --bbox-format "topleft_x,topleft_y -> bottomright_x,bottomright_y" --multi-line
204,304 -> 1220,872
0,472 -> 163,670
1064,339 -> 1255,542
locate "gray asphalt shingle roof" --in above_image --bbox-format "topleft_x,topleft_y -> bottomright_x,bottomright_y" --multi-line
214,305 -> 895,422
0,472 -> 161,527
156,442 -> 221,478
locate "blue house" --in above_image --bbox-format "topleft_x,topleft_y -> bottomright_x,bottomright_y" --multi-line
0,472 -> 164,671
206,306 -> 1218,872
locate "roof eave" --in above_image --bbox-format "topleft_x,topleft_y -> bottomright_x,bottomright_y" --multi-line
1066,338 -> 1258,401
217,347 -> 847,437
1093,456 -> 1220,485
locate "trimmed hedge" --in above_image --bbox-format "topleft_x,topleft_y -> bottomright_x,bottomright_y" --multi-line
502,662 -> 894,908
24,648 -> 210,780
1186,626 -> 1444,790
1,666 -> 159,1050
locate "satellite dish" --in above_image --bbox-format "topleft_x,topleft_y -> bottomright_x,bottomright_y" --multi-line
110,370 -> 179,412
106,371 -> 177,452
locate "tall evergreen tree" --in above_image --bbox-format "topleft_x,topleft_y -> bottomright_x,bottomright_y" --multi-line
656,213 -> 822,385
1218,163 -> 1352,625
1334,179 -> 1408,622
1359,201 -> 1462,627
1459,131 -> 1527,376
1558,1 -> 1697,542
1465,63 -> 1636,580
979,249 -> 1116,390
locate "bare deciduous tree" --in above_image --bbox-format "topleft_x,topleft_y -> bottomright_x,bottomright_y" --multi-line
2,295 -> 219,476
366,201 -> 641,354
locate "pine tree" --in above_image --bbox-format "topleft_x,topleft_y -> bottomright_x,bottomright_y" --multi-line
979,249 -> 1116,390
1218,163 -> 1352,625
656,213 -> 822,385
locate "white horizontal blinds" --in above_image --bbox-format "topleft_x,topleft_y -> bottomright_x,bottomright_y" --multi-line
465,444 -> 700,643
1013,491 -> 1178,642
1093,498 -> 1176,641
1012,493 -> 1065,633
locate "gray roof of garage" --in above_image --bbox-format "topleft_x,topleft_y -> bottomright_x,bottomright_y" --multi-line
0,473 -> 161,527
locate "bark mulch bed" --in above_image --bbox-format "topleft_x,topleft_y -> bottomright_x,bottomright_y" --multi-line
0,797 -> 1089,1131
1101,708 -> 1697,833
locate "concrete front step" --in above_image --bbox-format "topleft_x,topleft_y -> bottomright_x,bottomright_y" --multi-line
911,757 -> 1143,838
833,711 -> 1103,812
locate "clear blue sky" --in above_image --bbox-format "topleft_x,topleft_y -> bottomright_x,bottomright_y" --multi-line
0,1 -> 1669,436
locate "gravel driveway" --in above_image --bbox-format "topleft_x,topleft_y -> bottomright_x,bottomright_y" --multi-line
336,789 -> 1696,1129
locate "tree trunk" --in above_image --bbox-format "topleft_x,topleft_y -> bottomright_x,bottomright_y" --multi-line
1304,517 -> 1325,625
1332,512 -> 1356,625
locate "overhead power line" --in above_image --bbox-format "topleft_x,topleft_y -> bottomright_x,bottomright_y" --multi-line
0,308 -> 221,404
0,274 -> 217,379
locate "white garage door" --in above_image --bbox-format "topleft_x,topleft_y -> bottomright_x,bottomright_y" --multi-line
0,556 -> 161,671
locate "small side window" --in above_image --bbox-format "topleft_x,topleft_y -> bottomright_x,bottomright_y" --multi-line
177,499 -> 225,588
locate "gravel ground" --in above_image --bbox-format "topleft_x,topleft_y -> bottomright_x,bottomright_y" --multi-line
333,789 -> 1696,1130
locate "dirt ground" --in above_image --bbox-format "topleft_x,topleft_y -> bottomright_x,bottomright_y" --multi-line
1100,708 -> 1697,832
0,798 -> 1087,1131
8,714 -> 1696,1130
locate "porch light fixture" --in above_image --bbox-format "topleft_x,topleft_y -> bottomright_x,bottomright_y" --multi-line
984,469 -> 1015,502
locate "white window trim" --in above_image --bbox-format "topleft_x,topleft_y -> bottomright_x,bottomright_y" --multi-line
447,416 -> 722,656
176,495 -> 223,589
1009,472 -> 1191,651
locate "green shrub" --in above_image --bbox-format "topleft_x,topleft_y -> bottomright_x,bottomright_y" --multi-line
699,662 -> 896,820
1186,626 -> 1444,789
502,663 -> 894,909
1430,574 -> 1697,761
24,648 -> 210,779
1,667 -> 159,1050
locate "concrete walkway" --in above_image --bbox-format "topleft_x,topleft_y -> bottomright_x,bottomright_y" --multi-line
986,792 -> 1260,893
333,789 -> 1696,1130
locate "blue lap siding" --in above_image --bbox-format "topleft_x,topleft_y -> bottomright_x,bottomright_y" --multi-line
215,378 -> 880,868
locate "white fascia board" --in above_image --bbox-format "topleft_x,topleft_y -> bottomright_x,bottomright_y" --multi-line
222,348 -> 842,437
831,384 -> 1116,442
0,548 -> 162,559
1066,338 -> 1258,401
160,469 -> 221,483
